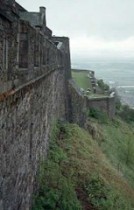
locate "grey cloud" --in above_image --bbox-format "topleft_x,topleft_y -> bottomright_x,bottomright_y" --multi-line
17,0 -> 134,40
16,0 -> 134,59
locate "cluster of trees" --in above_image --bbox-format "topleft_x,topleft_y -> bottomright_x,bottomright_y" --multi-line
115,91 -> 134,123
97,79 -> 110,92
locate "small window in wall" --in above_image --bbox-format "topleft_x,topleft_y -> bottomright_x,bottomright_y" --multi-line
46,48 -> 49,65
42,46 -> 46,65
19,33 -> 28,68
3,38 -> 8,71
34,33 -> 40,67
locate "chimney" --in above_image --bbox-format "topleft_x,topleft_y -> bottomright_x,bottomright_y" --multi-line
40,7 -> 46,27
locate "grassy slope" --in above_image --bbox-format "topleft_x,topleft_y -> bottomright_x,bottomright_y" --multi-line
32,119 -> 134,210
72,70 -> 92,90
99,119 -> 134,187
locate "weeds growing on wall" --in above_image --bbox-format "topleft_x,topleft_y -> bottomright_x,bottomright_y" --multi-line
88,107 -> 108,124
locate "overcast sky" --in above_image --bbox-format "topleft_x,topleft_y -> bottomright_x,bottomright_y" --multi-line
17,0 -> 134,61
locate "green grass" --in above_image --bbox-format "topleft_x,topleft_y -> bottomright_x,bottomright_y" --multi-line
32,121 -> 134,210
100,119 -> 134,187
71,70 -> 108,98
72,70 -> 92,90
86,110 -> 134,187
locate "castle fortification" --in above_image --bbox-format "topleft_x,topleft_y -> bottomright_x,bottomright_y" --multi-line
0,1 -> 71,209
0,1 -> 115,209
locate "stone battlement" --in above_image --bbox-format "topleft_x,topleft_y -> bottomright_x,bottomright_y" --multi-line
0,2 -> 115,210
0,2 -> 71,210
0,0 -> 71,93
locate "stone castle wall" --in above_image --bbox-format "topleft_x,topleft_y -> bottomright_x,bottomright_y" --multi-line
68,80 -> 87,126
0,1 -> 67,93
69,80 -> 115,126
86,96 -> 115,118
0,1 -> 71,209
0,67 -> 67,210
0,1 -> 115,209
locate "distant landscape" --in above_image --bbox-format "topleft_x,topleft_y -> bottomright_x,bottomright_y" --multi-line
72,60 -> 134,108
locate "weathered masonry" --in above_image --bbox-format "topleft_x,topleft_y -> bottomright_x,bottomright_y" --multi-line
0,0 -> 70,93
0,1 -> 115,209
0,1 -> 71,209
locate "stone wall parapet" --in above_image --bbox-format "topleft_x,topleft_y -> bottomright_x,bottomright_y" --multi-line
69,80 -> 115,126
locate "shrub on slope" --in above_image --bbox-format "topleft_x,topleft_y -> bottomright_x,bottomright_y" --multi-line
32,122 -> 134,210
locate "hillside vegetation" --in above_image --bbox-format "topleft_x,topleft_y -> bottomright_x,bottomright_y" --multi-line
32,116 -> 134,210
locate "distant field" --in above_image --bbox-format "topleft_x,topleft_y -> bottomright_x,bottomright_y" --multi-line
72,69 -> 92,90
